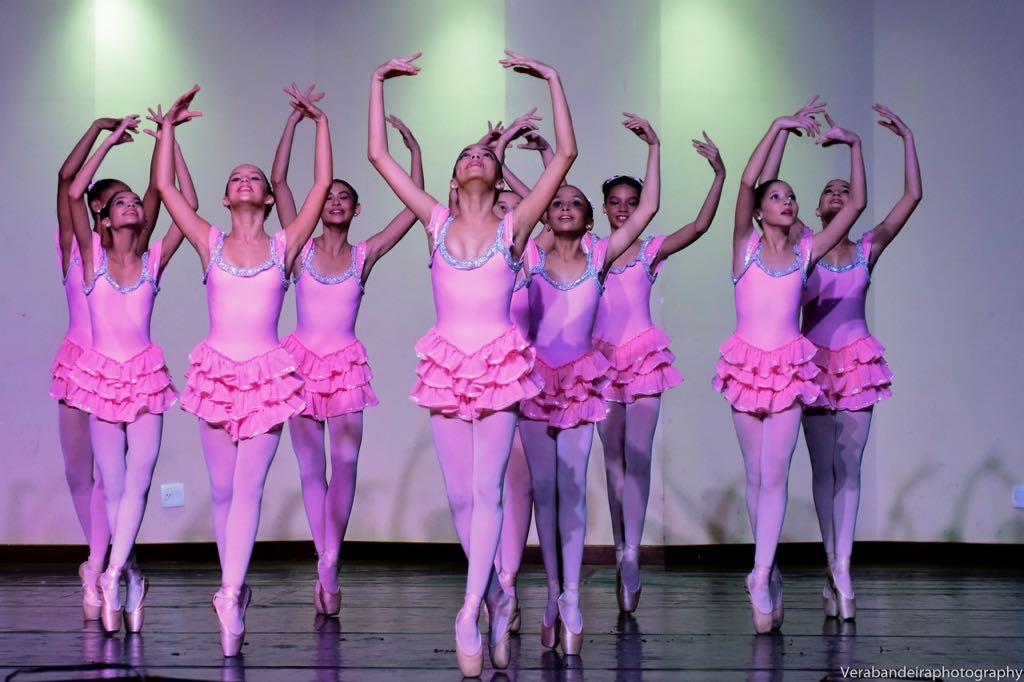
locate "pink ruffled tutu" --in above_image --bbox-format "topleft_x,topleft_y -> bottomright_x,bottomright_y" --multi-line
712,334 -> 821,415
593,327 -> 683,404
521,350 -> 611,429
283,334 -> 379,420
50,336 -> 87,402
410,326 -> 542,421
66,344 -> 178,423
182,342 -> 306,441
809,335 -> 893,410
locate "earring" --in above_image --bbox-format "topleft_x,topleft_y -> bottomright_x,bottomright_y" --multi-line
496,180 -> 506,191
450,180 -> 457,191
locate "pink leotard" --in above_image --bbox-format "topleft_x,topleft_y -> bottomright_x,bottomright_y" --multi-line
592,234 -> 683,404
66,234 -> 178,422
51,232 -> 92,401
712,228 -> 821,414
410,204 -> 541,420
520,233 -> 611,429
181,228 -> 305,441
802,230 -> 892,410
283,239 -> 378,420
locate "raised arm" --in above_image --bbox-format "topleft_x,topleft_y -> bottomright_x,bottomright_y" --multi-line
367,54 -> 437,226
866,104 -> 921,267
271,84 -> 324,228
67,116 -> 140,280
762,96 -> 824,182
653,132 -> 726,267
501,126 -> 551,199
154,86 -> 211,266
734,113 -> 822,273
363,114 -> 425,280
498,51 -> 578,254
143,104 -> 198,268
281,84 -> 333,274
809,116 -> 867,265
57,118 -> 123,272
604,114 -> 661,267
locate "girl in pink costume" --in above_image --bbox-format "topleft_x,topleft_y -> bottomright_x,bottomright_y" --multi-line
53,119 -> 131,620
713,107 -> 866,634
766,104 -> 921,620
594,127 -> 725,614
65,113 -> 193,633
368,52 -> 576,677
154,85 -> 332,656
271,89 -> 424,616
517,113 -> 661,655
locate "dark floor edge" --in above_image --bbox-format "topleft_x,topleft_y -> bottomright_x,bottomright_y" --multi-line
2,540 -> 1021,567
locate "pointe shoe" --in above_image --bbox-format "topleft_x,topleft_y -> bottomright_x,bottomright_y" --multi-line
314,580 -> 342,616
822,571 -> 839,619
79,562 -> 102,621
617,544 -> 642,614
829,559 -> 856,621
98,566 -> 124,634
454,607 -> 483,678
213,587 -> 246,657
508,595 -> 521,633
557,591 -> 583,656
745,568 -> 774,634
487,591 -> 514,669
124,567 -> 149,634
540,611 -> 560,650
769,564 -> 784,631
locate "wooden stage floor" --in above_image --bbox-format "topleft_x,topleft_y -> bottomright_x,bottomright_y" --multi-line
0,559 -> 1021,681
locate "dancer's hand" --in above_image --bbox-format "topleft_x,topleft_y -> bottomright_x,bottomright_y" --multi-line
387,114 -> 420,151
163,85 -> 202,127
285,82 -> 325,121
518,130 -> 550,151
816,113 -> 859,147
498,108 -> 541,146
109,115 -> 141,145
500,50 -> 558,80
622,112 -> 659,146
788,95 -> 827,136
692,131 -> 724,174
874,103 -> 912,138
373,53 -> 422,82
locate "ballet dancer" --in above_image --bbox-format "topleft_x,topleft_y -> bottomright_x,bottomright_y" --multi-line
594,127 -> 725,613
712,105 -> 865,633
66,113 -> 192,633
763,102 -> 921,620
270,87 -> 424,616
154,84 -> 331,656
518,113 -> 662,655
368,51 -> 576,677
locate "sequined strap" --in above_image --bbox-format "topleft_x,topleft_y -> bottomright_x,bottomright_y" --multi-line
732,232 -> 761,284
800,227 -> 814,275
641,234 -> 667,280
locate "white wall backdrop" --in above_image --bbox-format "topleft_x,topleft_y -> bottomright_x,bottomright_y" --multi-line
1,0 -> 1021,547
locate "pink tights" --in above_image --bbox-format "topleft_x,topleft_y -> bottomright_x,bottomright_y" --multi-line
289,412 -> 363,592
59,402 -> 109,570
431,410 -> 517,644
200,421 -> 282,589
90,413 -> 163,570
803,407 -> 873,593
731,406 -> 802,569
520,418 -> 594,632
495,427 -> 533,598
598,395 -> 661,589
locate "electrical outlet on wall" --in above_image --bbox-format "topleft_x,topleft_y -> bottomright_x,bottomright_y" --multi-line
1013,485 -> 1024,509
160,483 -> 185,508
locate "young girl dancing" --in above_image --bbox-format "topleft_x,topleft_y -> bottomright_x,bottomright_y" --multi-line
271,89 -> 424,616
368,52 -> 576,677
65,114 -> 192,633
765,104 -> 921,620
54,119 -> 129,620
518,113 -> 661,654
154,85 -> 332,656
594,127 -> 725,614
712,106 -> 866,634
